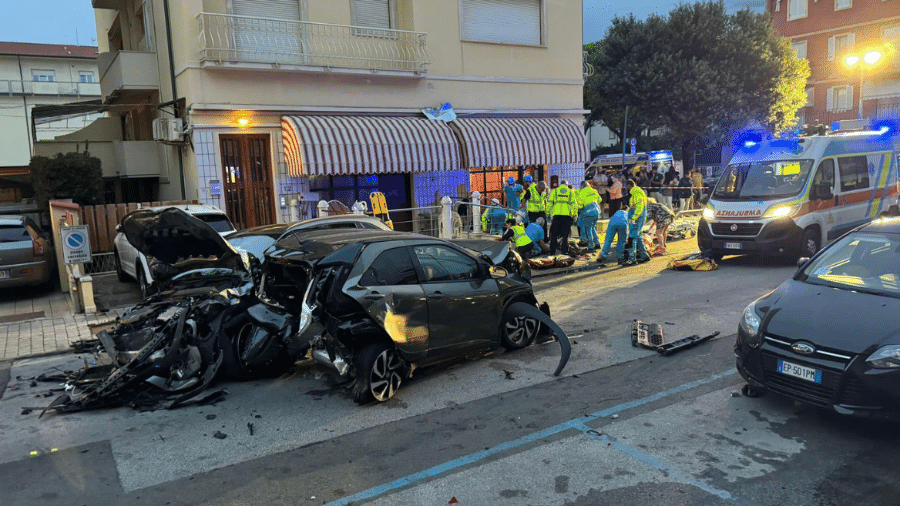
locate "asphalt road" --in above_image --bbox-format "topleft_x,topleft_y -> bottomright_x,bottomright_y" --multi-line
2,245 -> 898,506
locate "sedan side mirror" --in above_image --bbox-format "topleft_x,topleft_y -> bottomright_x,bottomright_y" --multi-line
812,184 -> 833,200
797,257 -> 810,268
489,266 -> 508,279
115,224 -> 123,232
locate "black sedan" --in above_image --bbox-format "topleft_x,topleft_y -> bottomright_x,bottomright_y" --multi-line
736,218 -> 900,419
260,229 -> 568,404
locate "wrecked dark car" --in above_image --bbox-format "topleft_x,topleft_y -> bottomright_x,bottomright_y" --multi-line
258,229 -> 569,404
43,208 -> 288,414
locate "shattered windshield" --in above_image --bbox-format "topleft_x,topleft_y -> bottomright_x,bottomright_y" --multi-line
712,159 -> 813,200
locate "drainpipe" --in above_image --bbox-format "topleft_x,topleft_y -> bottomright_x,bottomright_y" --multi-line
163,0 -> 187,200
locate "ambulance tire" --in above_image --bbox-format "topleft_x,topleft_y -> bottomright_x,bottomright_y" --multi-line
800,228 -> 820,258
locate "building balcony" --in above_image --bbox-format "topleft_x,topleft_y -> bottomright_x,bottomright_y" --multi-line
98,51 -> 159,103
197,12 -> 432,76
0,80 -> 100,98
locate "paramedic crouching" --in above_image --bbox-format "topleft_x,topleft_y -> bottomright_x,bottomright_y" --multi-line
501,219 -> 537,258
624,179 -> 650,266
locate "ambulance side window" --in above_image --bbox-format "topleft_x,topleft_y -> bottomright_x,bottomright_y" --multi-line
838,156 -> 870,192
812,159 -> 835,199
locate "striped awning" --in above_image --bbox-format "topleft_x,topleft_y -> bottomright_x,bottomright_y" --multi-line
282,116 -> 462,176
450,117 -> 590,168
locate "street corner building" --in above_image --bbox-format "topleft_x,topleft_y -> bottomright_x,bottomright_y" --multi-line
40,0 -> 590,232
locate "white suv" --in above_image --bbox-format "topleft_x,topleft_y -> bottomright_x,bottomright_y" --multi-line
114,205 -> 236,297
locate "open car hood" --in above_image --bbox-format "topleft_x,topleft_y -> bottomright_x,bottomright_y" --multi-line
451,240 -> 511,265
122,208 -> 247,279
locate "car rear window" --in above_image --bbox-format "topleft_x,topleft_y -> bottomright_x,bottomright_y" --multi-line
0,225 -> 30,243
196,214 -> 235,233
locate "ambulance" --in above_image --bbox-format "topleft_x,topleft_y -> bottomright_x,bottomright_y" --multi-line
698,121 -> 900,260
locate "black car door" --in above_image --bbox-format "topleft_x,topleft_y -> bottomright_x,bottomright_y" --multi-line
409,243 -> 500,357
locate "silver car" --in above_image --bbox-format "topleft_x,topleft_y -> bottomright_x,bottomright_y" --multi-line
0,215 -> 55,289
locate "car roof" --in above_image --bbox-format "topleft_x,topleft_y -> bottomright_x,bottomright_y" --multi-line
225,223 -> 289,240
285,214 -> 390,231
0,215 -> 26,226
857,217 -> 900,234
269,229 -> 435,263
144,204 -> 226,215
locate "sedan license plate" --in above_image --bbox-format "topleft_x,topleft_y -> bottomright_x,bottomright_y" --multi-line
777,359 -> 821,384
724,242 -> 743,250
0,270 -> 8,279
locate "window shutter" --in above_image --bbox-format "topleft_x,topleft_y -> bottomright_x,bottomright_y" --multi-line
827,87 -> 835,111
352,0 -> 392,29
828,36 -> 835,61
805,87 -> 815,107
846,85 -> 854,111
460,0 -> 542,46
232,0 -> 302,20
847,33 -> 855,49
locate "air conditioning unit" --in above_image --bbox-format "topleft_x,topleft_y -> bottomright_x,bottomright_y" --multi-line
152,118 -> 184,142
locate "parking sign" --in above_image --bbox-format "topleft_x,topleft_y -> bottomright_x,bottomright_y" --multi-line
61,225 -> 91,265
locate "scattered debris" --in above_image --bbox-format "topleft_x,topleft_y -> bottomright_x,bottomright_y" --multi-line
731,390 -> 741,397
503,370 -> 514,380
247,422 -> 254,436
206,414 -> 217,420
611,414 -> 619,419
213,431 -> 227,440
20,408 -> 32,415
449,498 -> 459,504
631,320 -> 720,356
667,253 -> 718,271
29,381 -> 37,388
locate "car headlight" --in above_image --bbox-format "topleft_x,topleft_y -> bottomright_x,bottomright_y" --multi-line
703,207 -> 715,220
762,204 -> 800,219
740,301 -> 763,347
299,301 -> 316,334
866,345 -> 900,369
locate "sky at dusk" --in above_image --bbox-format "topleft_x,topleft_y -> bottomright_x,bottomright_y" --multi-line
0,0 -> 767,47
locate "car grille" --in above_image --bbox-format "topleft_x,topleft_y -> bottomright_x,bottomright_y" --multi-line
711,222 -> 762,236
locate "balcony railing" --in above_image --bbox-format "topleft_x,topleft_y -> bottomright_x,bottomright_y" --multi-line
197,13 -> 432,74
0,80 -> 101,97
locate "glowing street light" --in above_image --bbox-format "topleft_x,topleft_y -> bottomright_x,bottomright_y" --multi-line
844,49 -> 884,120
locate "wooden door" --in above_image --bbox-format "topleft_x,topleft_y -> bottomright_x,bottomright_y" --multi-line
219,134 -> 277,230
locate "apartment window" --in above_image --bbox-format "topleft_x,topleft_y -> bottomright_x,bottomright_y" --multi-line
32,70 -> 55,82
827,85 -> 854,112
351,0 -> 396,36
792,40 -> 807,59
834,0 -> 852,10
787,0 -> 808,20
805,87 -> 815,107
828,33 -> 855,61
460,0 -> 542,46
79,71 -> 94,83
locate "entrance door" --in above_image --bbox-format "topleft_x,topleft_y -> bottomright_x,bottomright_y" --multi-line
220,134 -> 277,230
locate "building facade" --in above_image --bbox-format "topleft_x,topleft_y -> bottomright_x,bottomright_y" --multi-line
79,0 -> 588,229
767,0 -> 900,127
0,42 -> 100,203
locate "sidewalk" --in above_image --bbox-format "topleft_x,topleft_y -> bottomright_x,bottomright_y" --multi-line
0,290 -> 122,361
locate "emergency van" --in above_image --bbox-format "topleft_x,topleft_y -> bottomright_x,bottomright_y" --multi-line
698,124 -> 900,259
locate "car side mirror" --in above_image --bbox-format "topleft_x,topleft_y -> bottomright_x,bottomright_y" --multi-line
813,184 -> 832,200
489,266 -> 508,279
797,257 -> 810,268
115,224 -> 123,232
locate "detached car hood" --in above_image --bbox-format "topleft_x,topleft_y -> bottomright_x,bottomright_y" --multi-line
763,280 -> 900,354
122,208 -> 247,277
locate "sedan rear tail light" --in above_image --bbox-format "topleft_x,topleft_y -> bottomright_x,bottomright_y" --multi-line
26,227 -> 44,257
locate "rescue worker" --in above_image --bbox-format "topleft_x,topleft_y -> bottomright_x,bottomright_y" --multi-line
577,180 -> 601,250
597,206 -> 629,265
547,179 -> 577,255
526,217 -> 549,256
503,177 -> 524,211
523,179 -> 548,240
501,218 -> 535,258
624,179 -> 650,266
481,198 -> 508,235
646,202 -> 676,255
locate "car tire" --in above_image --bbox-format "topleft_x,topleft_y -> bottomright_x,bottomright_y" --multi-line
500,315 -> 539,350
227,322 -> 294,379
114,250 -> 127,282
136,264 -> 152,299
800,228 -> 820,258
352,343 -> 405,405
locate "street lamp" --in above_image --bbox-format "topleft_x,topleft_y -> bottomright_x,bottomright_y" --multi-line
844,49 -> 883,120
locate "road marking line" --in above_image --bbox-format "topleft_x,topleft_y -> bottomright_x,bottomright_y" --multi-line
576,422 -> 734,501
322,368 -> 738,506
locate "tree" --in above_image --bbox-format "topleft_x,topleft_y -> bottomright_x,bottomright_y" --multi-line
29,151 -> 105,209
584,1 -> 809,168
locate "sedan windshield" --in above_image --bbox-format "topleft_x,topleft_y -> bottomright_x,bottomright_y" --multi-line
713,159 -> 813,200
800,232 -> 900,297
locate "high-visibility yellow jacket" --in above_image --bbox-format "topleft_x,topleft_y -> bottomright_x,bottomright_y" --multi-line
524,184 -> 546,213
509,225 -> 532,248
577,187 -> 601,210
548,186 -> 576,218
628,186 -> 647,217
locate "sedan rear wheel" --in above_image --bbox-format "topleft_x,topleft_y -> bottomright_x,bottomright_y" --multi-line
501,316 -> 539,350
114,250 -> 127,282
137,265 -> 151,300
353,343 -> 405,404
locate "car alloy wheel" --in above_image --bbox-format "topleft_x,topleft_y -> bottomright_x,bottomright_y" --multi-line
501,316 -> 538,350
353,343 -> 405,404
